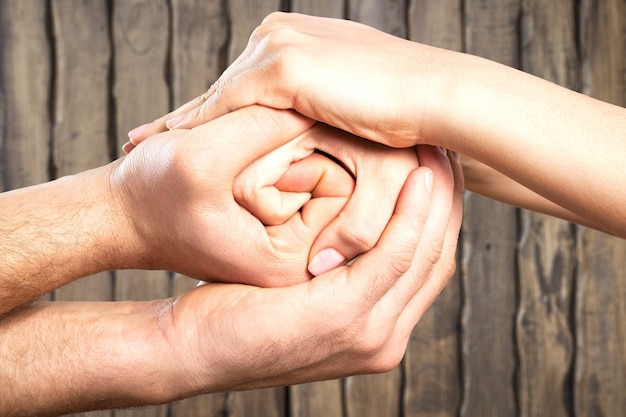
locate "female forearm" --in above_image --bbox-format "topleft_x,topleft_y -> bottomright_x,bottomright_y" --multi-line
427,51 -> 626,236
462,155 -> 592,227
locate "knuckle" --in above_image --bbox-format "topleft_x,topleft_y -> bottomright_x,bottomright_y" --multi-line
387,246 -> 415,276
261,11 -> 286,25
369,350 -> 405,374
422,237 -> 445,270
337,218 -> 381,254
252,13 -> 291,46
352,329 -> 406,374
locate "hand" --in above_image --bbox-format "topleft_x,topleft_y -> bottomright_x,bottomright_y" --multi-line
235,122 -> 420,275
125,12 -> 449,151
153,145 -> 464,398
111,105 -> 355,286
0,146 -> 462,417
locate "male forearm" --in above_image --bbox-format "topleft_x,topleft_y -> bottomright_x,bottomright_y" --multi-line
0,163 -> 130,313
0,300 -> 181,416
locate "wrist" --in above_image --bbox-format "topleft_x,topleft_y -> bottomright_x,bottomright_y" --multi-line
397,41 -> 467,149
0,163 -> 139,311
0,300 -> 185,415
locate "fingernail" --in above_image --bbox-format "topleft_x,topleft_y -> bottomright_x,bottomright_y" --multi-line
122,141 -> 135,154
127,123 -> 150,142
166,114 -> 185,129
424,170 -> 433,195
308,248 -> 346,276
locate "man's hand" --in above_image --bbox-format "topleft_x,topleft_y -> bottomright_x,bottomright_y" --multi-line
1,145 -> 463,417
111,106 -> 350,286
156,145 -> 464,396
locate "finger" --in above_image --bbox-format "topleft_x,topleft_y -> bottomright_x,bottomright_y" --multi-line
394,148 -> 464,336
236,151 -> 354,227
381,146 -> 456,308
334,166 -> 434,301
185,106 -> 315,185
127,94 -> 210,145
306,128 -> 418,275
274,152 -> 355,198
233,135 -> 316,225
265,195 -> 350,281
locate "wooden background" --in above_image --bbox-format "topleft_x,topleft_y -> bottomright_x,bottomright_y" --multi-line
1,0 -> 625,416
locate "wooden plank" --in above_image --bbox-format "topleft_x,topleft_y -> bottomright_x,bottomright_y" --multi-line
0,0 -> 50,191
50,0 -> 114,308
340,4 -> 406,417
460,1 -> 520,417
168,1 -> 229,414
515,1 -> 579,416
408,0 -> 463,50
170,0 -> 228,108
290,0 -> 345,17
575,1 -> 626,416
228,388 -> 286,417
347,0 -> 407,38
226,0 -> 284,63
111,1 -> 170,416
290,380 -> 343,417
404,4 -> 463,417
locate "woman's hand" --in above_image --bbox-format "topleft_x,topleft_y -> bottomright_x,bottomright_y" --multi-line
125,12 -> 450,150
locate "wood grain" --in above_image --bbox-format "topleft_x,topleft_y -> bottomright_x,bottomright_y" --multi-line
575,1 -> 626,416
226,0 -> 283,63
0,1 -> 51,190
516,1 -> 579,416
404,3 -> 463,417
290,0 -> 345,17
460,2 -> 521,416
170,0 -> 228,108
347,0 -> 407,38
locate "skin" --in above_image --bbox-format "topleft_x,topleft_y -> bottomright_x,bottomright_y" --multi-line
129,12 -> 626,239
0,104 -> 464,416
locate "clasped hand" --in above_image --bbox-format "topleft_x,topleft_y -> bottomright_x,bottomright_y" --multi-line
111,105 -> 464,397
113,105 -> 422,284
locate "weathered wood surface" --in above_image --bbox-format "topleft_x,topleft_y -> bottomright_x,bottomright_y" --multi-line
516,1 -> 579,417
1,1 -> 625,417
575,2 -> 626,417
404,3 -> 463,417
460,1 -> 520,417
0,1 -> 50,190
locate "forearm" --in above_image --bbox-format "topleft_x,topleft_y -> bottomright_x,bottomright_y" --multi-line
421,49 -> 626,236
0,163 -> 132,313
462,155 -> 593,226
0,300 -> 184,416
